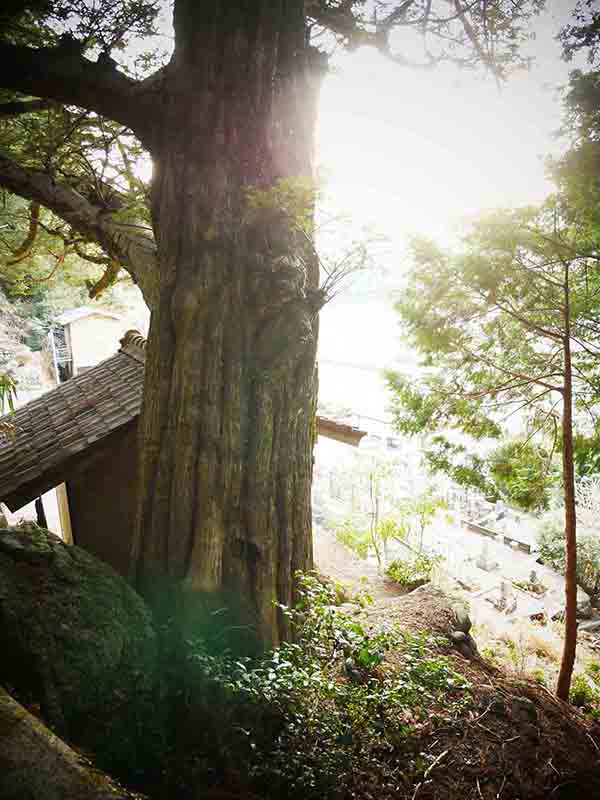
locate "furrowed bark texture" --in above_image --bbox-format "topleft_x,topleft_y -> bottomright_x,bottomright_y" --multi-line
131,0 -> 323,647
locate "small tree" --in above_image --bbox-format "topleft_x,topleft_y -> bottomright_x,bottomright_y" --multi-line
335,481 -> 445,573
398,491 -> 447,552
387,201 -> 600,699
334,458 -> 406,574
335,515 -> 406,574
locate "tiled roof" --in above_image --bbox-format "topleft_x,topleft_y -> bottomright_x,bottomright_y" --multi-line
0,331 -> 144,510
0,330 -> 366,510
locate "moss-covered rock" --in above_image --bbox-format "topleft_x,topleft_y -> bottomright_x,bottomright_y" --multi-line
0,527 -> 164,779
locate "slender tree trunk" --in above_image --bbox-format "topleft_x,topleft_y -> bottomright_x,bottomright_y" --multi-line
130,1 -> 325,648
557,282 -> 578,701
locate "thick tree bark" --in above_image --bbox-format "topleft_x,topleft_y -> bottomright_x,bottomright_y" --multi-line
557,284 -> 578,701
130,0 -> 325,648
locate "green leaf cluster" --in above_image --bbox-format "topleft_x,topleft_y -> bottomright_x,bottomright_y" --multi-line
387,200 -> 600,511
175,573 -> 470,799
385,553 -> 442,590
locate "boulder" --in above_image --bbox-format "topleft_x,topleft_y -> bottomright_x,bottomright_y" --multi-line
0,528 -> 163,777
449,628 -> 479,659
550,588 -> 592,622
450,602 -> 472,634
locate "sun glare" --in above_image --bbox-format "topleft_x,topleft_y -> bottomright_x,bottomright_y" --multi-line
317,39 -> 566,250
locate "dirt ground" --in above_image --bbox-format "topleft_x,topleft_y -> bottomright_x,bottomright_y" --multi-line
314,525 -> 392,598
315,527 -> 600,799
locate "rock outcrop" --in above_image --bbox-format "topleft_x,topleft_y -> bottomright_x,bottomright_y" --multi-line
0,527 -> 163,777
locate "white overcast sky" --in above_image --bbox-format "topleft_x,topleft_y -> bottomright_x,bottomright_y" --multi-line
315,1 -> 587,385
317,0 -> 582,255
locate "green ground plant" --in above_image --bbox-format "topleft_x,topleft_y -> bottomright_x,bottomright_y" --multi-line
164,573 -> 471,799
385,553 -> 443,591
570,674 -> 600,719
586,661 -> 600,681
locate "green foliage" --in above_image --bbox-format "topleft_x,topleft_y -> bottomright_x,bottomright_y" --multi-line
385,553 -> 442,590
245,176 -> 319,235
585,661 -> 600,681
537,512 -> 600,597
489,440 -> 557,512
386,371 -> 501,440
388,200 -> 600,524
531,667 -> 547,686
423,436 -> 499,498
560,4 -> 600,65
400,491 -> 447,548
334,489 -> 445,573
0,3 -> 154,308
570,674 -> 600,718
0,371 -> 17,413
574,426 -> 600,478
335,516 -> 372,559
171,573 -> 470,799
421,435 -> 558,513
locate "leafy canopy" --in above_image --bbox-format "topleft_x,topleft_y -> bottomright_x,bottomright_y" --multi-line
387,201 -> 600,508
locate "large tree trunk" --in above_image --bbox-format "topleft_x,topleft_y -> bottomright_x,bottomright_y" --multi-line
557,306 -> 577,700
130,1 -> 324,648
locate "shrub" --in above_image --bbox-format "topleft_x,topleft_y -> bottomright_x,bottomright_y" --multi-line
171,573 -> 470,800
586,661 -> 600,681
570,673 -> 600,713
531,668 -> 548,686
385,552 -> 442,590
537,512 -> 600,598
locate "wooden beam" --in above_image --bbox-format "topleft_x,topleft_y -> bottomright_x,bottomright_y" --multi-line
316,416 -> 367,447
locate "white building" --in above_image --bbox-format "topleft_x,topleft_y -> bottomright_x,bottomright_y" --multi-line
49,307 -> 128,382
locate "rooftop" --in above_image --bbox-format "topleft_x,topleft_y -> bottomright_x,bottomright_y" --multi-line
0,331 -> 365,510
55,306 -> 121,326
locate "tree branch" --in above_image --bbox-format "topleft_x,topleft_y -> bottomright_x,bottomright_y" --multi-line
0,42 -> 155,145
7,200 -> 40,264
0,98 -> 55,117
462,343 -> 563,393
0,153 -> 156,301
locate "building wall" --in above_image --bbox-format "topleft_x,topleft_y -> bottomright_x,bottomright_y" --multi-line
66,423 -> 138,577
68,315 -> 127,373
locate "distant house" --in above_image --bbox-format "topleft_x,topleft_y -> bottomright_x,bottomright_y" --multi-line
0,332 -> 366,577
49,306 -> 127,382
